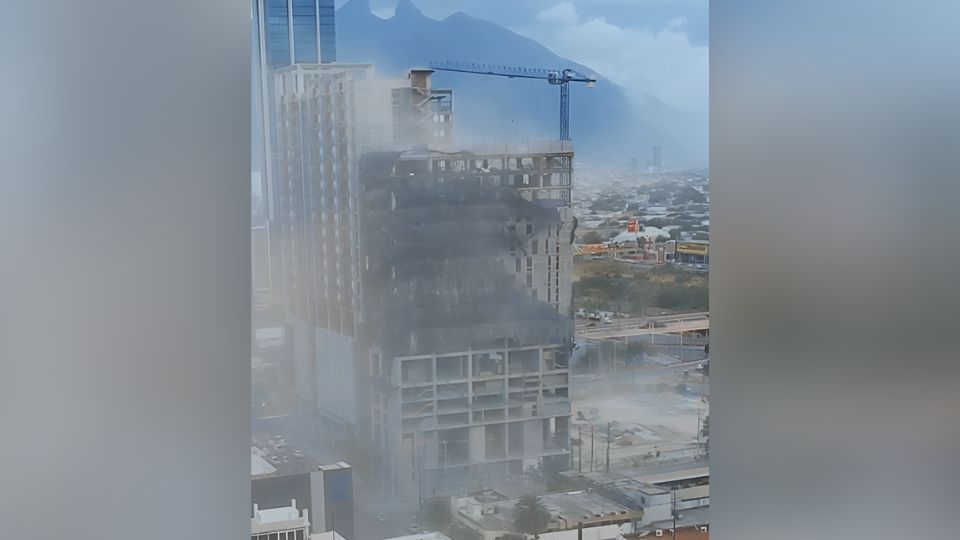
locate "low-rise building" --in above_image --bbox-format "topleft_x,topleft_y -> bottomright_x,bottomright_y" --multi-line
381,533 -> 453,540
454,489 -> 640,540
251,447 -> 355,540
596,479 -> 673,525
572,465 -> 709,527
310,533 -> 348,540
252,499 -> 310,540
675,240 -> 709,264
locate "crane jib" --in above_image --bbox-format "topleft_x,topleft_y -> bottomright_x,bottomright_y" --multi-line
428,60 -> 596,141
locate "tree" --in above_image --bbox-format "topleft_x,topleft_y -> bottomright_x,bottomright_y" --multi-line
701,415 -> 710,456
625,340 -> 650,366
580,230 -> 604,244
526,458 -> 572,492
677,186 -> 707,203
513,495 -> 551,534
646,218 -> 667,229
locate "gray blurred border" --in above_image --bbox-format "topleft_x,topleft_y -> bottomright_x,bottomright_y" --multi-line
712,1 -> 960,539
0,2 -> 250,539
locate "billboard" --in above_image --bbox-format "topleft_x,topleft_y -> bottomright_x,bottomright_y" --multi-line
579,243 -> 608,255
677,242 -> 709,255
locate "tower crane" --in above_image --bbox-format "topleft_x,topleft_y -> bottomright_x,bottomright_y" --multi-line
428,61 -> 596,141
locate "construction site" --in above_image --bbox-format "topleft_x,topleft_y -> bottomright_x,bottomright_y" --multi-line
570,365 -> 708,473
251,3 -> 710,538
268,63 -> 584,498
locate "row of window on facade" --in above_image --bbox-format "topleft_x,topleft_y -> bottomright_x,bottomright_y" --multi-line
251,529 -> 305,540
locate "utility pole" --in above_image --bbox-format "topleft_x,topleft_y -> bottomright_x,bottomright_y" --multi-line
590,424 -> 595,472
441,440 -> 449,496
577,424 -> 583,474
605,422 -> 611,473
578,424 -> 583,473
671,487 -> 678,540
696,409 -> 702,459
417,439 -> 423,530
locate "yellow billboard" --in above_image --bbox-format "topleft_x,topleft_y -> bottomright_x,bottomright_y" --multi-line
677,242 -> 709,255
580,243 -> 608,254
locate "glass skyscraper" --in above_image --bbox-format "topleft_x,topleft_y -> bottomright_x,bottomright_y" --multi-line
255,0 -> 336,66
253,0 -> 337,300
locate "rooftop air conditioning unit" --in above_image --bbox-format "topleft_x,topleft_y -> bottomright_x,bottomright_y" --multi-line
700,526 -> 708,533
655,530 -> 663,537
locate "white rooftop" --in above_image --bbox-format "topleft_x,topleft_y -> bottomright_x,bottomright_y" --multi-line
255,327 -> 284,340
608,227 -> 669,244
382,533 -> 452,540
251,446 -> 277,476
310,532 -> 348,540
256,506 -> 300,524
251,500 -> 309,535
677,484 -> 710,500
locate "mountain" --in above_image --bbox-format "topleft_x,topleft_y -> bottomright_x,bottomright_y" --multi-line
335,0 -> 706,166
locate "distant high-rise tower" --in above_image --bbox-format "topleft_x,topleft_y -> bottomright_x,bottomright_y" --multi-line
652,146 -> 662,174
252,0 -> 338,300
254,0 -> 337,66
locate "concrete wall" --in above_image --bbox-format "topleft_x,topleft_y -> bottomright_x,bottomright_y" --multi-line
523,419 -> 544,455
639,503 -> 672,526
292,319 -> 357,425
470,425 -> 485,462
537,524 -> 625,540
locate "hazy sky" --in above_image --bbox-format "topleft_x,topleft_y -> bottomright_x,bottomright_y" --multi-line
338,0 -> 708,113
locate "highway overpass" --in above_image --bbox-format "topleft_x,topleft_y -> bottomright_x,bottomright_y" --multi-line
577,312 -> 709,340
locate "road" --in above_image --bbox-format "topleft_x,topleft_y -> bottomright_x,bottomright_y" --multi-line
354,493 -> 420,540
579,313 -> 709,340
576,311 -> 709,329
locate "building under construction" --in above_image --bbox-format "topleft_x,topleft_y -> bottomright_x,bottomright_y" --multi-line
273,66 -> 575,496
360,143 -> 576,495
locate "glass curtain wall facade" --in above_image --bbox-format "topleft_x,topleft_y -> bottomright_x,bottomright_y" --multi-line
256,0 -> 336,67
